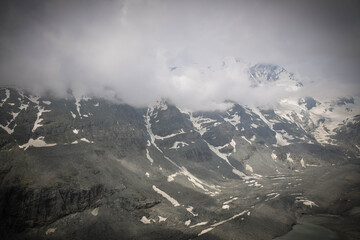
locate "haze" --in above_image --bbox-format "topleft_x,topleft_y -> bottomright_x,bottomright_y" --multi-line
0,0 -> 359,110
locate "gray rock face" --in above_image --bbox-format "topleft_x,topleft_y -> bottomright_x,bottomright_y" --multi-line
0,87 -> 359,240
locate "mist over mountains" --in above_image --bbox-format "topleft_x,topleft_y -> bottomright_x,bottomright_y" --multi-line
1,0 -> 359,110
1,1 -> 360,239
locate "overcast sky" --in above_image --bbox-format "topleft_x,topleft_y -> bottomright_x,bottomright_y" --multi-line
0,0 -> 359,109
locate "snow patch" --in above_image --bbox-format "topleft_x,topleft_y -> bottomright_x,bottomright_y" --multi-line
241,136 -> 252,144
70,111 -> 76,119
186,206 -> 198,216
222,205 -> 229,210
45,228 -> 56,235
245,164 -> 253,173
230,139 -> 236,152
198,227 -> 215,236
32,106 -> 51,132
152,185 -> 180,207
91,208 -> 99,216
300,158 -> 306,168
158,216 -> 167,222
0,111 -> 20,134
0,89 -> 10,106
286,153 -> 294,163
19,136 -> 57,150
211,210 -> 248,227
140,216 -> 152,224
73,129 -> 79,134
223,197 -> 238,205
80,138 -> 93,143
42,101 -> 51,105
295,197 -> 319,208
154,129 -> 186,140
190,221 -> 208,228
170,141 -> 189,150
146,149 -> 154,164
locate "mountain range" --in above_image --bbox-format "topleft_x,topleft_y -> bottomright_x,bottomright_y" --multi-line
0,64 -> 359,239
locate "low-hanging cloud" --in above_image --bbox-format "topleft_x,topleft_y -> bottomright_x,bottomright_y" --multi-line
0,0 -> 359,110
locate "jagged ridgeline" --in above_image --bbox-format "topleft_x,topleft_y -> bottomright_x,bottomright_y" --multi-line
0,86 -> 359,240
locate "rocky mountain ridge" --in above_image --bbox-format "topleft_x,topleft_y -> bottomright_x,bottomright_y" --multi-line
1,85 -> 359,239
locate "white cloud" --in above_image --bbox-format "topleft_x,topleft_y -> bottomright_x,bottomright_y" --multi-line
0,0 -> 359,109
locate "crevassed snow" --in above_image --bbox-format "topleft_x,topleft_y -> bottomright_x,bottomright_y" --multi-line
32,106 -> 51,132
152,185 -> 180,207
190,221 -> 208,228
146,149 -> 154,164
0,89 -> 10,107
19,136 -> 57,150
73,129 -> 79,134
275,97 -> 360,146
170,141 -> 189,150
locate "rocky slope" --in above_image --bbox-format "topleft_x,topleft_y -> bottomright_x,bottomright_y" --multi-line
0,67 -> 359,239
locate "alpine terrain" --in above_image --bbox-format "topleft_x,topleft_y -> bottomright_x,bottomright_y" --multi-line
1,64 -> 360,240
